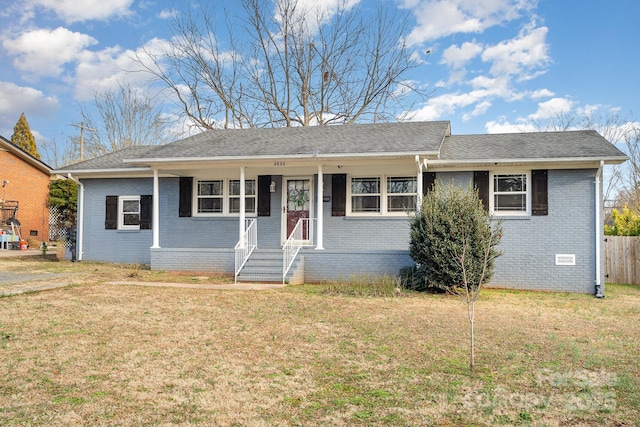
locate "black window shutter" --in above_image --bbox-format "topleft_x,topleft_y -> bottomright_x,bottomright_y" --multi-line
179,177 -> 193,217
332,174 -> 346,216
532,170 -> 548,216
258,175 -> 271,216
140,195 -> 152,229
423,172 -> 436,195
473,171 -> 489,211
105,196 -> 118,229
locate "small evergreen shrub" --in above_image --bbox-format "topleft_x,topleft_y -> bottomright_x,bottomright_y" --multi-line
409,183 -> 502,293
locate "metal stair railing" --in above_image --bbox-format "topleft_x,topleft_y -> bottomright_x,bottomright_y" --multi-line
283,218 -> 313,284
234,218 -> 257,283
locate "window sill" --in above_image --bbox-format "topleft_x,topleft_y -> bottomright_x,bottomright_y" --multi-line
492,215 -> 531,221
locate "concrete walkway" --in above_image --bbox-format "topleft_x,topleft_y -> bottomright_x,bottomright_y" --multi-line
107,280 -> 286,290
0,250 -> 285,294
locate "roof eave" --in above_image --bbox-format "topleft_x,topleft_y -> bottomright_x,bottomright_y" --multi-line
54,167 -> 154,178
0,137 -> 52,174
122,151 -> 442,165
429,156 -> 628,167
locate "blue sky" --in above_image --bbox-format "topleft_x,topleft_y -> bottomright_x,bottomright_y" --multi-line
1,0 -> 638,166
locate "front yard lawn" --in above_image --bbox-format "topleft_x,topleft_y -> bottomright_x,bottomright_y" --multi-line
1,259 -> 638,425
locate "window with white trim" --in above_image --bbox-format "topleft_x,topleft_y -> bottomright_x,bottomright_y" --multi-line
197,180 -> 224,214
195,178 -> 257,215
349,176 -> 417,215
490,173 -> 529,215
387,176 -> 417,212
119,196 -> 140,230
229,179 -> 256,213
351,177 -> 381,213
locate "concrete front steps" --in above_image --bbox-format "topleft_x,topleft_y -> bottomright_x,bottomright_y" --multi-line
236,248 -> 304,284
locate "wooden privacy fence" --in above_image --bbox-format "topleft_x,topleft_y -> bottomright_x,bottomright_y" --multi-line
604,236 -> 640,285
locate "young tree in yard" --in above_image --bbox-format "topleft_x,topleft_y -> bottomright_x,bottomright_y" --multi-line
11,113 -> 41,160
409,183 -> 502,371
134,0 -> 427,130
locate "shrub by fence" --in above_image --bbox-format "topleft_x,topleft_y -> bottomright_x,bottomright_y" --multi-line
604,236 -> 640,285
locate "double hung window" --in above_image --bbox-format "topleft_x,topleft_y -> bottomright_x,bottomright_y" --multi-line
119,196 -> 141,229
229,180 -> 256,213
490,173 -> 529,215
349,176 -> 417,214
387,177 -> 417,212
351,177 -> 380,213
105,195 -> 151,230
195,179 -> 257,215
197,180 -> 224,214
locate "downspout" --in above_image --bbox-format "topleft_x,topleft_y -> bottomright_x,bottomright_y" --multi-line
416,155 -> 423,211
595,160 -> 604,298
67,173 -> 84,261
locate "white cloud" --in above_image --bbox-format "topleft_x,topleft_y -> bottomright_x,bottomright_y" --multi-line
485,119 -> 536,133
409,89 -> 496,121
530,88 -> 554,99
3,27 -> 97,79
441,41 -> 483,69
528,97 -> 574,120
158,9 -> 177,19
462,100 -> 492,121
73,37 -> 174,100
0,81 -> 59,132
405,0 -> 537,44
24,0 -> 134,23
482,24 -> 550,78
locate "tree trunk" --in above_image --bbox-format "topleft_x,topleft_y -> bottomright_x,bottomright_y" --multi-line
468,300 -> 475,372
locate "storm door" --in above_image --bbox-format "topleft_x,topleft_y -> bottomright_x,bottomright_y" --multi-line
283,178 -> 312,242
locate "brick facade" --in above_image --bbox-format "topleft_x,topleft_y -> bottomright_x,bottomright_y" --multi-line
0,138 -> 51,247
81,170 -> 601,294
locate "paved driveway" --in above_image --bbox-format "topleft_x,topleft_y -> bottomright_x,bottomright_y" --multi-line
0,249 -> 76,296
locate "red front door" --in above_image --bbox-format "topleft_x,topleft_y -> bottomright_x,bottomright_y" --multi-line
286,179 -> 311,240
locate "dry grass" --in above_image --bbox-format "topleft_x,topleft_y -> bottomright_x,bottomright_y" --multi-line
1,258 -> 639,426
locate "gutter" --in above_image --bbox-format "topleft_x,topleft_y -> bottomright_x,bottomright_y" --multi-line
122,151 -> 441,165
595,161 -> 604,298
66,173 -> 84,262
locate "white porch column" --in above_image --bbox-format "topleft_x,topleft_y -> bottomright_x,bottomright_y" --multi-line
239,166 -> 246,242
316,165 -> 324,250
151,168 -> 160,248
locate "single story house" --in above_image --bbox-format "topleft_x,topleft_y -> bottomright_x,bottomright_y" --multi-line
55,121 -> 627,294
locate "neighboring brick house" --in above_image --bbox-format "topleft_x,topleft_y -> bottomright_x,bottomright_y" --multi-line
56,121 -> 628,294
0,135 -> 52,247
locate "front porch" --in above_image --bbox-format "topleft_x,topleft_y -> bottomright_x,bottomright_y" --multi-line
150,245 -> 413,284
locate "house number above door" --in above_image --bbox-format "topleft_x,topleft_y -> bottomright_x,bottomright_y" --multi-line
273,161 -> 286,166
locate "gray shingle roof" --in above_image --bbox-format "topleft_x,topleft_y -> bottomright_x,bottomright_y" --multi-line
439,130 -> 627,161
60,145 -> 159,171
136,121 -> 450,160
55,123 -> 627,174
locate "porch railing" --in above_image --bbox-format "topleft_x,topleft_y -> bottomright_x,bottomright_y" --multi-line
283,218 -> 314,284
234,218 -> 257,283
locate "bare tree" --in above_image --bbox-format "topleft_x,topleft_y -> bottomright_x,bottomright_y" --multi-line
79,83 -> 174,159
532,111 -> 635,202
410,184 -> 502,372
616,127 -> 640,211
133,0 -> 427,130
